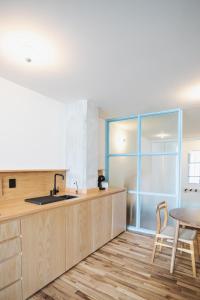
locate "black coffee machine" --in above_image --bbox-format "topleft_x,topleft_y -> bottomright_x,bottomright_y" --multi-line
98,175 -> 105,190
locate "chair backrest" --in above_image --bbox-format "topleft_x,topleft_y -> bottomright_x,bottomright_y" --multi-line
156,201 -> 168,234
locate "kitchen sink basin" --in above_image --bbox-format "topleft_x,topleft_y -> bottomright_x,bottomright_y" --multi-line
25,194 -> 78,205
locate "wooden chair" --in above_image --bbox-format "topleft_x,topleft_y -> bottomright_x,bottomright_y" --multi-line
151,201 -> 199,277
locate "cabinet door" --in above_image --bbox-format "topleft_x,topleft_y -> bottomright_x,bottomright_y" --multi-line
111,191 -> 126,238
21,208 -> 66,299
66,201 -> 93,270
92,196 -> 112,251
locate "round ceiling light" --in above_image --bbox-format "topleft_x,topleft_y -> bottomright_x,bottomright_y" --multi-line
1,31 -> 58,67
178,82 -> 200,103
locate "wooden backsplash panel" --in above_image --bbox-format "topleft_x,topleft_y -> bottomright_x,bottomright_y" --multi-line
0,170 -> 66,201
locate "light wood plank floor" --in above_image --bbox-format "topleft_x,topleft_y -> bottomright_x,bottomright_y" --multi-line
30,232 -> 200,300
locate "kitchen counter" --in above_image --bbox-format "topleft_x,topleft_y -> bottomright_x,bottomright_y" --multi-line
0,187 -> 127,299
0,188 -> 125,222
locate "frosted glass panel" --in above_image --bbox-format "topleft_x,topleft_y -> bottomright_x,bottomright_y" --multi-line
140,195 -> 176,230
109,119 -> 137,154
109,156 -> 137,190
141,112 -> 178,153
127,193 -> 136,226
141,156 -> 177,194
189,151 -> 200,163
151,141 -> 177,153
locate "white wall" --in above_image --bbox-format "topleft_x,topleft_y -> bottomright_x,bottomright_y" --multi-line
181,139 -> 200,208
98,118 -> 105,171
0,77 -> 66,169
0,77 -> 104,190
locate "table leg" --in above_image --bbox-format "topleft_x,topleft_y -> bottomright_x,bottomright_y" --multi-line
170,220 -> 180,274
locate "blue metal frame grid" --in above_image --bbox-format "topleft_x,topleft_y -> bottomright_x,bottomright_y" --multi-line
105,108 -> 182,233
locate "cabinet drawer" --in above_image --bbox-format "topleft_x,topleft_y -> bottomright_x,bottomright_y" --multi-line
0,280 -> 22,300
0,254 -> 21,290
0,220 -> 20,242
0,237 -> 21,262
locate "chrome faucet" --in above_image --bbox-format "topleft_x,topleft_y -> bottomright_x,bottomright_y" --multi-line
74,180 -> 79,194
51,173 -> 65,196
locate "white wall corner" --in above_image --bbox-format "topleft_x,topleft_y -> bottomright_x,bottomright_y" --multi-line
65,100 -> 99,190
86,100 -> 99,188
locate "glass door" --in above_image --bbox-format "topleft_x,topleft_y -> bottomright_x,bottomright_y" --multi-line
106,117 -> 138,227
106,109 -> 182,233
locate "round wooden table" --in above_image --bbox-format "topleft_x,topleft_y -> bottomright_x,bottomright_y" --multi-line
169,208 -> 200,273
170,208 -> 200,229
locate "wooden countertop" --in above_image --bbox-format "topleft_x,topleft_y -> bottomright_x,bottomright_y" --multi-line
0,188 -> 125,223
0,169 -> 68,173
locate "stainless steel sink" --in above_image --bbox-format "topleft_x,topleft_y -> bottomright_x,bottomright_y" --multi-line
25,194 -> 78,205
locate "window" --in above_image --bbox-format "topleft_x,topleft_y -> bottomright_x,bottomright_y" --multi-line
188,151 -> 200,184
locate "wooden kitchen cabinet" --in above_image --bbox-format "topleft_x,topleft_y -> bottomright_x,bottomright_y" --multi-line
0,237 -> 21,262
0,219 -> 22,300
92,196 -> 112,251
0,219 -> 20,242
0,280 -> 22,300
65,193 -> 125,270
66,201 -> 93,270
0,254 -> 21,290
111,191 -> 126,238
21,207 -> 66,299
0,190 -> 126,299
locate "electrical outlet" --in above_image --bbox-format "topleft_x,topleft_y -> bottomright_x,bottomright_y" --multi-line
9,178 -> 16,188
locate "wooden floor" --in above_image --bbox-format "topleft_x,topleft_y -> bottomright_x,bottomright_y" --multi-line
30,232 -> 200,300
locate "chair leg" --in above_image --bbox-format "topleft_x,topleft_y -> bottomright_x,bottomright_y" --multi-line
196,236 -> 199,261
151,236 -> 158,263
170,220 -> 180,274
179,242 -> 183,255
190,242 -> 197,278
159,238 -> 163,252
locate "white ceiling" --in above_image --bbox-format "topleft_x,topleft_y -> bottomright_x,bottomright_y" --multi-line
0,0 -> 200,118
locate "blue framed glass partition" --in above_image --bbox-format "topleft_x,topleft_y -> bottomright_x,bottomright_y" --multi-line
105,109 -> 182,234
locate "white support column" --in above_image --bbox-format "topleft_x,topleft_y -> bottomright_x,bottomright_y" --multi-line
65,100 -> 98,191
